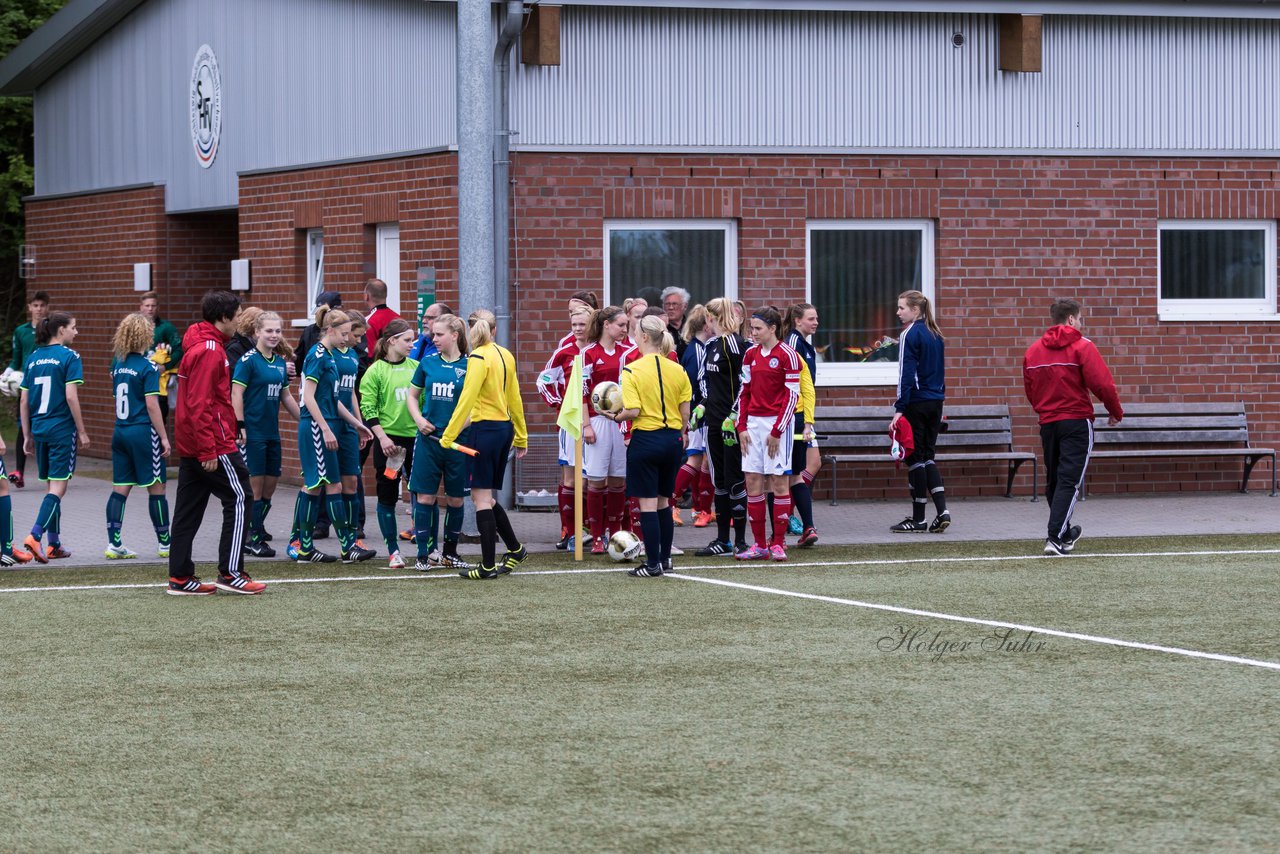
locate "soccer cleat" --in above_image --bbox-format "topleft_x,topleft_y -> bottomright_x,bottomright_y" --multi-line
733,541 -> 751,557
798,527 -> 819,548
47,545 -> 71,559
286,539 -> 301,561
460,565 -> 502,580
9,472 -> 24,488
695,539 -> 732,557
929,511 -> 952,534
1062,525 -> 1083,552
244,541 -> 277,558
736,544 -> 770,560
388,552 -> 406,569
1,550 -> 33,566
104,544 -> 138,560
890,518 -> 929,533
769,544 -> 788,561
399,528 -> 416,543
1043,538 -> 1069,557
497,545 -> 528,575
415,557 -> 437,572
672,506 -> 684,527
157,544 -> 171,558
628,563 -> 664,577
590,538 -> 607,555
692,511 -> 715,528
260,531 -> 273,542
342,544 -> 377,564
296,548 -> 337,563
555,529 -> 571,550
167,576 -> 216,596
215,573 -> 266,595
22,535 -> 47,564
439,553 -> 471,570
669,544 -> 684,556
788,514 -> 803,535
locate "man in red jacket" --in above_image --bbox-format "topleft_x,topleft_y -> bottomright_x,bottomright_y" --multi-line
363,278 -> 401,354
166,291 -> 265,596
1023,298 -> 1124,557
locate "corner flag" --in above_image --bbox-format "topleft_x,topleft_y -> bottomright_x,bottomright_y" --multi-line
557,355 -> 584,440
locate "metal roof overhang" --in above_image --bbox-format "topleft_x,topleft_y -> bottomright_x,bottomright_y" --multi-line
4,0 -> 1280,96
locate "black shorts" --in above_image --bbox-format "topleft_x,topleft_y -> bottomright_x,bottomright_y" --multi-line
626,428 -> 684,498
904,399 -> 943,465
469,421 -> 514,490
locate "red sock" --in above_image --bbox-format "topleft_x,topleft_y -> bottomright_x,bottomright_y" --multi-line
587,486 -> 606,539
696,468 -> 714,513
747,494 -> 768,545
673,462 -> 697,507
628,497 -> 641,533
771,494 -> 793,547
606,486 -> 627,536
559,484 -> 574,534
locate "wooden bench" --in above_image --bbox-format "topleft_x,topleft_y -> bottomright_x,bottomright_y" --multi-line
1087,402 -> 1277,496
818,405 -> 1037,505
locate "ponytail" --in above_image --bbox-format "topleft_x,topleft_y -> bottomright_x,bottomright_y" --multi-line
468,309 -> 496,351
372,319 -> 413,361
782,302 -> 814,341
899,290 -> 944,340
587,306 -> 624,344
38,311 -> 75,345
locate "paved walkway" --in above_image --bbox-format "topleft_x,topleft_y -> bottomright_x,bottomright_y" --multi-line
2,454 -> 1276,572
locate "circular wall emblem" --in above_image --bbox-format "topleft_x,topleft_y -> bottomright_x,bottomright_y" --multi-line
189,45 -> 222,168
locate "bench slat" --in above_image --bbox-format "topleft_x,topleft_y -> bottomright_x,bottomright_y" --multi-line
1094,416 -> 1245,430
1093,448 -> 1274,458
1093,402 -> 1246,416
1094,429 -> 1250,444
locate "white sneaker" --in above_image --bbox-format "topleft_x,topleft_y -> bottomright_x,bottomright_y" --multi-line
388,551 -> 405,569
104,544 -> 138,560
157,544 -> 170,558
669,544 -> 684,556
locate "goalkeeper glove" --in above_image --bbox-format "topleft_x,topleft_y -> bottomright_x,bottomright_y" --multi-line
150,343 -> 171,366
721,414 -> 738,447
688,404 -> 705,431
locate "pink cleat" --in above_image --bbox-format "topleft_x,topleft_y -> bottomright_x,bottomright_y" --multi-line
736,544 -> 770,561
769,544 -> 788,562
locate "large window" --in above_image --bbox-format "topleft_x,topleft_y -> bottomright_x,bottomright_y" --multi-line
604,220 -> 737,309
1158,220 -> 1276,320
806,220 -> 935,386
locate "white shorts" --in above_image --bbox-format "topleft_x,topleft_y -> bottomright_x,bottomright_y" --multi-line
557,427 -> 575,466
686,425 -> 707,455
584,414 -> 627,479
742,414 -> 794,476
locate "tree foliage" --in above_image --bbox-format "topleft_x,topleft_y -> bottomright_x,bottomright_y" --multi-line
0,1 -> 69,358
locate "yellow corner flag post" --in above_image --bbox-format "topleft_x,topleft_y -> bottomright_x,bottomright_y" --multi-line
556,355 -> 585,561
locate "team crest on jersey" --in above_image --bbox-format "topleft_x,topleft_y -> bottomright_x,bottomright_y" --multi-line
455,368 -> 466,379
769,357 -> 779,369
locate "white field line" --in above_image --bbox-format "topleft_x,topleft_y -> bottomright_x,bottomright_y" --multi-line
665,573 -> 1280,672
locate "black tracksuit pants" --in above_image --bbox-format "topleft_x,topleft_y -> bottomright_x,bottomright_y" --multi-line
1040,418 -> 1093,541
168,453 -> 252,581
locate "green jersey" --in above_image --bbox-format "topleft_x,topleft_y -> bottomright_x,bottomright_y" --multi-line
9,322 -> 35,372
359,357 -> 419,438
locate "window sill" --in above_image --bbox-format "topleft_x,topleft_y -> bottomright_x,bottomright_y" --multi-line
815,366 -> 898,388
1157,311 -> 1280,322
291,318 -> 312,329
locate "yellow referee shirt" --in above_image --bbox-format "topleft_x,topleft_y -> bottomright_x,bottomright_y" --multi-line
621,353 -> 692,432
440,342 -> 528,449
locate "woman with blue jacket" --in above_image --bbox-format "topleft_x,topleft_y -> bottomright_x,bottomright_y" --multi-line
890,290 -> 949,534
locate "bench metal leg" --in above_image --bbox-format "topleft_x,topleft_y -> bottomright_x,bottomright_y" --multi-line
826,458 -> 839,506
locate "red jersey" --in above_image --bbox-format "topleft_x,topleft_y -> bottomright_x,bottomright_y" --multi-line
537,339 -> 581,409
734,341 -> 801,437
581,341 -> 629,417
622,344 -> 680,366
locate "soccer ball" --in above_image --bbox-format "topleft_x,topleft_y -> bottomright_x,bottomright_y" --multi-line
591,380 -> 623,415
607,530 -> 643,562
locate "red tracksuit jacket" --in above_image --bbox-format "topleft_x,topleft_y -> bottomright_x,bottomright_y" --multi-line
1022,324 -> 1123,426
175,321 -> 239,460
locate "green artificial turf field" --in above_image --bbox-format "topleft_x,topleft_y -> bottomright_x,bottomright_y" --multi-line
2,536 -> 1277,851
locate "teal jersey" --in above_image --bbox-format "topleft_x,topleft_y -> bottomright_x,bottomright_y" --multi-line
301,343 -> 340,423
334,347 -> 360,413
410,353 -> 469,431
110,353 -> 160,428
22,344 -> 84,440
232,349 -> 289,441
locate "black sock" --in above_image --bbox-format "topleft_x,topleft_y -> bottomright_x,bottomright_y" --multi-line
713,492 -> 731,543
476,508 -> 497,569
909,466 -> 928,523
731,489 -> 748,544
658,504 -> 674,562
791,482 -> 814,529
491,503 -> 521,552
639,511 -> 662,568
925,462 -> 947,514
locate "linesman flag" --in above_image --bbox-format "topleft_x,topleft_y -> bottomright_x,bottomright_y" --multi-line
556,355 -> 584,440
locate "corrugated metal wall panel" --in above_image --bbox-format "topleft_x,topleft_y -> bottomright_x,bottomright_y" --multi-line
35,0 -> 455,212
512,7 -> 1280,153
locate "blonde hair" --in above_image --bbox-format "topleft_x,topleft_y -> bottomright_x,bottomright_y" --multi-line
622,297 -> 647,316
899,290 -> 944,340
112,313 -> 154,361
433,314 -> 470,356
637,314 -> 674,356
236,306 -> 263,338
681,304 -> 708,344
704,297 -> 740,335
316,305 -> 353,331
468,308 -> 496,351
569,306 -> 594,322
253,311 -> 295,360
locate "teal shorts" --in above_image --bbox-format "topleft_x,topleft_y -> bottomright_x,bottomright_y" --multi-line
410,433 -> 471,498
299,420 -> 339,490
112,423 -> 166,487
36,433 -> 78,482
337,424 -> 362,477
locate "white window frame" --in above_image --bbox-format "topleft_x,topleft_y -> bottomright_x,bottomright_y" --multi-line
805,219 -> 935,387
294,228 -> 325,328
602,219 -> 738,307
1157,220 -> 1277,321
376,222 -> 401,316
